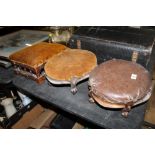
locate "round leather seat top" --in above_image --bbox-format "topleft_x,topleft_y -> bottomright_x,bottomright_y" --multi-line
89,59 -> 152,104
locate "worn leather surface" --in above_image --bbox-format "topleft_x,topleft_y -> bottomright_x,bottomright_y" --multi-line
89,59 -> 152,104
9,42 -> 67,68
71,26 -> 154,47
45,49 -> 97,81
69,27 -> 155,73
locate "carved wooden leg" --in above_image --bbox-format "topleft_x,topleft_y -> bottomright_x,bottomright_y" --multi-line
121,105 -> 131,117
70,77 -> 78,95
88,90 -> 95,103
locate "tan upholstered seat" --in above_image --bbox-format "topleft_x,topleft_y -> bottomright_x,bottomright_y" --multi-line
9,42 -> 67,68
45,49 -> 97,94
9,42 -> 67,83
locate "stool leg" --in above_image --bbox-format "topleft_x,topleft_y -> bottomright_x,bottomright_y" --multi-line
70,77 -> 78,95
121,105 -> 131,117
88,90 -> 95,103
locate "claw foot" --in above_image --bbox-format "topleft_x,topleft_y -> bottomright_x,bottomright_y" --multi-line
88,90 -> 95,103
121,105 -> 131,118
71,87 -> 77,95
70,77 -> 78,95
89,97 -> 95,103
121,111 -> 129,117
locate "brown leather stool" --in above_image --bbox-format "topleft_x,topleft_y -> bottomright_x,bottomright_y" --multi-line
89,59 -> 152,117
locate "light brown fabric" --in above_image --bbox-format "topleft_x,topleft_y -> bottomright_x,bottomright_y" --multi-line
89,59 -> 152,104
9,42 -> 67,68
45,49 -> 97,81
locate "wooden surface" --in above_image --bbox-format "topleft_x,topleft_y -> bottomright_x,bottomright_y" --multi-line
12,104 -> 44,129
144,80 -> 155,125
29,109 -> 57,129
72,122 -> 84,129
144,66 -> 155,126
41,113 -> 58,129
